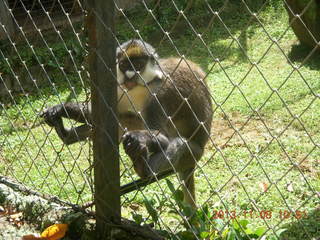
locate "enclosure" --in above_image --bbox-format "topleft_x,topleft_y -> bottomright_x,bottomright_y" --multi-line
0,0 -> 319,239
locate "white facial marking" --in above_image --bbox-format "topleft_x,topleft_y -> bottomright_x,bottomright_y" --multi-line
139,61 -> 163,85
117,63 -> 125,84
125,70 -> 136,79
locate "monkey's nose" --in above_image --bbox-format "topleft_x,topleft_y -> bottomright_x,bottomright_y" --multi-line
125,70 -> 135,79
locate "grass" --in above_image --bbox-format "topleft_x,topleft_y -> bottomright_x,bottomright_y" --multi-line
0,1 -> 319,239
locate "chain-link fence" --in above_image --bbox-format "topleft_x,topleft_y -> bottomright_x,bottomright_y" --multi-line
0,0 -> 319,239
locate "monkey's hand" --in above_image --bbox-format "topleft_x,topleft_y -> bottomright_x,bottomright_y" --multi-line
122,131 -> 169,178
40,105 -> 63,127
123,131 -> 150,178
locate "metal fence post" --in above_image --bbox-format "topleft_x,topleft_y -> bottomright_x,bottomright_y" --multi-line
88,0 -> 120,238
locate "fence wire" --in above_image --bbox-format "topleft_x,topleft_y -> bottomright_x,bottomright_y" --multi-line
0,0 -> 319,239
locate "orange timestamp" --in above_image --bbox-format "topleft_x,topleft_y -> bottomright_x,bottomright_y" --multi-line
211,209 -> 308,220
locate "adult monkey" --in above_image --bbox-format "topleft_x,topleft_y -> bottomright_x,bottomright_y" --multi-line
41,39 -> 212,207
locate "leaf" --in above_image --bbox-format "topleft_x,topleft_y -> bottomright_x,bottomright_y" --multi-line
233,219 -> 249,230
254,226 -> 267,237
226,228 -> 236,240
276,228 -> 287,236
202,205 -> 210,219
166,179 -> 176,194
40,223 -> 68,240
174,189 -> 184,203
181,203 -> 195,218
144,199 -> 159,223
200,231 -> 210,239
238,219 -> 249,228
166,179 -> 184,207
244,227 -> 254,235
132,213 -> 143,225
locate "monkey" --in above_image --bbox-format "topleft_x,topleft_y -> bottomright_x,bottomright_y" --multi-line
40,39 -> 213,207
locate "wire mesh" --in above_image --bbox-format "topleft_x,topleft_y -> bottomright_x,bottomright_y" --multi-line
0,0 -> 319,239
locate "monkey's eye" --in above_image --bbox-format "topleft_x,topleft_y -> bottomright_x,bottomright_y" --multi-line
118,61 -> 127,72
134,63 -> 143,71
133,59 -> 146,71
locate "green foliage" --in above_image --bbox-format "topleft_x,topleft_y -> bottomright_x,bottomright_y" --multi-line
0,36 -> 85,75
140,180 -> 288,239
131,213 -> 144,225
144,198 -> 159,224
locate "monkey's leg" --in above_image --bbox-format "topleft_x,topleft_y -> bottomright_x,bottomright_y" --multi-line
149,138 -> 202,208
41,102 -> 92,144
123,131 -> 202,207
178,168 -> 196,208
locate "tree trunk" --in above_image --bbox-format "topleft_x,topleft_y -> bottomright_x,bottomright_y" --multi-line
0,0 -> 15,39
285,0 -> 320,49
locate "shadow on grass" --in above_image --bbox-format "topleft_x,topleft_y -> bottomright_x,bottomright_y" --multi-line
0,74 -> 86,102
280,208 -> 320,240
145,0 -> 274,69
1,0 -> 278,104
288,44 -> 320,70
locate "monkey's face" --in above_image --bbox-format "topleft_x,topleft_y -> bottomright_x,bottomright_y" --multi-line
117,40 -> 163,90
117,56 -> 149,90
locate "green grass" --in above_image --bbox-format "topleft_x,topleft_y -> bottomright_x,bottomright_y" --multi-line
0,1 -> 319,239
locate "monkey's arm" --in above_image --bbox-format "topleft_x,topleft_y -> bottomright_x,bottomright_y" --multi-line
40,102 -> 92,145
42,102 -> 91,123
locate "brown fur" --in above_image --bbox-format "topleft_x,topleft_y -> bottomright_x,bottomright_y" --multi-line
144,57 -> 212,146
119,56 -> 212,207
41,42 -> 212,208
118,57 -> 212,146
